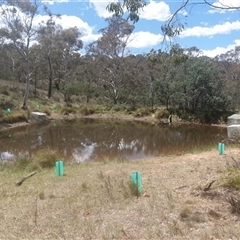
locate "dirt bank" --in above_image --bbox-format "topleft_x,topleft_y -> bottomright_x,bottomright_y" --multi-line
1,111 -> 227,132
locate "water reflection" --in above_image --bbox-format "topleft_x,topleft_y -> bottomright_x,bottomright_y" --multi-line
0,151 -> 15,161
0,119 -> 227,162
73,143 -> 97,163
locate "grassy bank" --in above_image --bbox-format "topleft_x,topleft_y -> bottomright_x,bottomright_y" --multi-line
1,148 -> 240,239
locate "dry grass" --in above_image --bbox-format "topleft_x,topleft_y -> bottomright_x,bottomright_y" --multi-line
1,148 -> 240,239
0,110 -> 29,124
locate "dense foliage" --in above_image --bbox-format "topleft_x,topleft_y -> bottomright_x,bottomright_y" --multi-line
0,0 -> 238,123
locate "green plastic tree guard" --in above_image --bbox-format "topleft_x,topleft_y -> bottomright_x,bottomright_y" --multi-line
131,171 -> 142,195
218,142 -> 225,155
55,160 -> 64,176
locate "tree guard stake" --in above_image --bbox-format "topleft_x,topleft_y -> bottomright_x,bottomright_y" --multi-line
218,142 -> 225,155
131,171 -> 142,196
55,160 -> 64,176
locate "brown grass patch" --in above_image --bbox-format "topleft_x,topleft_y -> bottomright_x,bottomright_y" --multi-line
1,149 -> 240,239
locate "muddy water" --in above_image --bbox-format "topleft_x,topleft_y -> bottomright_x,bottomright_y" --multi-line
0,119 -> 227,163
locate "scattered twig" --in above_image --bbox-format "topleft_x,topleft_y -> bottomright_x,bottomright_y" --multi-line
203,180 -> 216,192
229,156 -> 239,168
34,197 -> 38,226
227,195 -> 240,214
175,185 -> 189,190
15,171 -> 38,186
121,228 -> 133,240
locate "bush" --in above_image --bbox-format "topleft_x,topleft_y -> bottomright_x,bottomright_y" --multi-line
224,172 -> 240,191
111,104 -> 125,112
154,109 -> 169,119
0,86 -> 9,96
33,105 -> 52,116
30,149 -> 61,171
0,111 -> 28,123
79,106 -> 95,116
59,106 -> 77,115
15,157 -> 31,170
133,108 -> 151,117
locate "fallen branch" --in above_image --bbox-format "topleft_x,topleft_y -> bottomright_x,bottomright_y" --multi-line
15,171 -> 38,186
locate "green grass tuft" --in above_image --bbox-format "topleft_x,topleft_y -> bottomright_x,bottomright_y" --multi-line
154,108 -> 170,119
30,149 -> 61,171
79,105 -> 95,115
133,107 -> 151,117
59,106 -> 77,115
224,172 -> 240,190
0,110 -> 28,123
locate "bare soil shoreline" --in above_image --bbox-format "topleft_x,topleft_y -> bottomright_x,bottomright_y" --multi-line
0,111 -> 227,132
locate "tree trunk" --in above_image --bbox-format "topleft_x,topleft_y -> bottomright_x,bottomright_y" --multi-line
22,53 -> 30,110
34,68 -> 37,97
47,55 -> 53,99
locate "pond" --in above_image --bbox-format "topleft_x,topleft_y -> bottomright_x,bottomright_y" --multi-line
0,119 -> 227,163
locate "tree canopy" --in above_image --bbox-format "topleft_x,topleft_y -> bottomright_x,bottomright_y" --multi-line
107,0 -> 240,37
0,1 -> 238,123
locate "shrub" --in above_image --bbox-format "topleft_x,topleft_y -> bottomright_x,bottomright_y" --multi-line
30,149 -> 61,171
111,104 -> 125,112
59,106 -> 77,115
0,111 -> 28,123
133,107 -> 151,117
79,106 -> 95,116
33,107 -> 51,116
15,157 -> 31,170
42,108 -> 51,116
154,109 -> 169,120
0,86 -> 9,96
224,172 -> 240,191
0,109 -> 5,118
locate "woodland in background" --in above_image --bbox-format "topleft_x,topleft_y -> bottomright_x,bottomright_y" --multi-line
0,0 -> 239,123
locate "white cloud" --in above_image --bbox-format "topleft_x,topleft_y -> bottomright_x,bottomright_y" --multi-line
89,0 -> 117,18
202,46 -> 229,58
90,0 -> 171,22
209,0 -> 240,13
127,31 -> 163,48
140,0 -> 171,21
202,39 -> 240,58
81,32 -> 100,43
42,0 -> 69,5
179,21 -> 240,38
55,15 -> 99,42
35,14 -> 99,43
200,21 -> 209,26
0,4 -> 99,45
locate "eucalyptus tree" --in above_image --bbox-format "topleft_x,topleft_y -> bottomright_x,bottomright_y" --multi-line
37,18 -> 83,99
0,44 -> 14,81
176,54 -> 230,122
112,53 -> 150,108
27,43 -> 47,96
107,0 -> 240,37
74,55 -> 100,103
86,16 -> 134,105
0,0 -> 49,109
215,47 -> 240,110
149,45 -> 188,110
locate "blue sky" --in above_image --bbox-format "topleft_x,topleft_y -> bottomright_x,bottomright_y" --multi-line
4,0 -> 240,57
